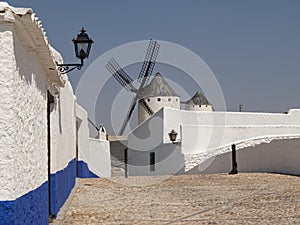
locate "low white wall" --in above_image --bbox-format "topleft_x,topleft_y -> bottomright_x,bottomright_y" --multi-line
88,138 -> 111,177
163,108 -> 300,154
187,137 -> 300,176
128,107 -> 300,176
75,103 -> 89,163
75,104 -> 111,178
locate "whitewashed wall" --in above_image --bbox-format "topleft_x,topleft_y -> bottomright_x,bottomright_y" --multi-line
0,11 -> 59,222
128,107 -> 300,176
75,104 -> 111,178
187,137 -> 300,176
0,3 -> 76,222
88,138 -> 111,177
163,108 -> 300,154
0,24 -> 17,201
138,96 -> 180,124
0,24 -> 49,200
76,103 -> 89,164
50,81 -> 76,174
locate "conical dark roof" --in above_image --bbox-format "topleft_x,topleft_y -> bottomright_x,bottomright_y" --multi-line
186,91 -> 210,105
139,73 -> 178,98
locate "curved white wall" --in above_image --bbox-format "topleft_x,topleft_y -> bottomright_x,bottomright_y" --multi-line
128,107 -> 300,176
163,108 -> 300,155
187,137 -> 300,176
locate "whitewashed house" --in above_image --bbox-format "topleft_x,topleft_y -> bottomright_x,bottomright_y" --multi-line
0,2 -> 110,224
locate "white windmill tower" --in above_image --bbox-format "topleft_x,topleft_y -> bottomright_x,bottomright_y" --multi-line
137,72 -> 180,124
184,91 -> 213,111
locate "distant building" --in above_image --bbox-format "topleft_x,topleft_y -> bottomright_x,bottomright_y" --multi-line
138,72 -> 180,124
184,91 -> 213,111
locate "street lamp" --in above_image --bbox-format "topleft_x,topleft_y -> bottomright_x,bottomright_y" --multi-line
168,129 -> 178,143
56,28 -> 94,74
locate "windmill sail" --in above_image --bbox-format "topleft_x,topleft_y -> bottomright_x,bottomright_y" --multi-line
119,95 -> 138,135
138,40 -> 160,84
139,98 -> 154,116
88,118 -> 99,131
106,40 -> 160,135
106,58 -> 136,92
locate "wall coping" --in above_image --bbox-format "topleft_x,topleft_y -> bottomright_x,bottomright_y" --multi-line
0,2 -> 65,88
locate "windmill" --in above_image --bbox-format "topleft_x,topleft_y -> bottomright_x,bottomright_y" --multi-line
106,40 -> 160,135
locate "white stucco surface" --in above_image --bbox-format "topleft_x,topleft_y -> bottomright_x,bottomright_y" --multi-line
0,25 -> 18,200
162,108 -> 300,154
76,103 -> 89,163
0,24 -> 49,200
50,81 -> 76,174
0,3 -> 76,200
128,107 -> 300,176
88,138 -> 111,177
187,136 -> 300,175
75,104 -> 111,177
138,96 -> 180,124
185,104 -> 213,111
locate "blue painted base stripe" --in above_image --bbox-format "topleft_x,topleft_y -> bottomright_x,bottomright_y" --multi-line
77,160 -> 99,178
0,181 -> 48,225
50,158 -> 76,217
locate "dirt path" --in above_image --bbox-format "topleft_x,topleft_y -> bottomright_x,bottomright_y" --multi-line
56,173 -> 300,224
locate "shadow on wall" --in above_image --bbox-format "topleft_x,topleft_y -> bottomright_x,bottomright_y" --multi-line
186,138 -> 300,176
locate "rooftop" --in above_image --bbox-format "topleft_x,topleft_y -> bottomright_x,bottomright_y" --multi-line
139,72 -> 178,98
185,91 -> 210,105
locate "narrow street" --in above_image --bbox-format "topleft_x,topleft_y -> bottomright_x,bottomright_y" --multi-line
53,173 -> 300,224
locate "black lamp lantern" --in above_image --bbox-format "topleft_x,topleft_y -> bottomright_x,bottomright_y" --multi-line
56,28 -> 94,74
168,129 -> 178,142
73,28 -> 93,61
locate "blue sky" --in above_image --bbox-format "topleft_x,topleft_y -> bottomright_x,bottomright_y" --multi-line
4,0 -> 300,133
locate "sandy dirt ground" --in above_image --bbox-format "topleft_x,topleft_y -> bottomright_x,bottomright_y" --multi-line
53,173 -> 300,224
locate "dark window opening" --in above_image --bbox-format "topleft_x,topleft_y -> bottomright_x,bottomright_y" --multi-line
168,98 -> 171,101
147,99 -> 150,102
150,152 -> 155,171
157,98 -> 161,102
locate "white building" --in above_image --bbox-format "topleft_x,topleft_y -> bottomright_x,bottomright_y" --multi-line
0,2 -> 110,223
128,77 -> 300,176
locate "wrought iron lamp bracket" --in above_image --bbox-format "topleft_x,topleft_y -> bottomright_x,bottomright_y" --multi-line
56,61 -> 83,74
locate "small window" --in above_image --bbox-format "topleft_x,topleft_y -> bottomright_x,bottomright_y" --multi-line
157,98 -> 161,102
147,99 -> 150,102
176,99 -> 178,102
150,152 -> 155,171
168,98 -> 171,101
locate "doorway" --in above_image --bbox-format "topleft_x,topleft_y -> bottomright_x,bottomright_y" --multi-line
47,92 -> 54,218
